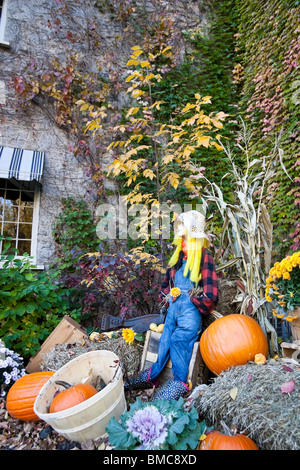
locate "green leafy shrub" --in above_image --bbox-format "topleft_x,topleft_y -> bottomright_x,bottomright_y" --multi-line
106,397 -> 208,450
0,240 -> 81,360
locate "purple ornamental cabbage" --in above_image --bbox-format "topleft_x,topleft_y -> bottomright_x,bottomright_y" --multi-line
126,405 -> 171,450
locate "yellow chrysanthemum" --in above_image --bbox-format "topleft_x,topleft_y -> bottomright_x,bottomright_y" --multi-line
122,328 -> 136,344
285,315 -> 298,322
170,287 -> 181,298
283,272 -> 290,280
265,295 -> 273,302
290,292 -> 294,298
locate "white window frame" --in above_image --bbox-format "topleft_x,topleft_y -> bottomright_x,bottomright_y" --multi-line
0,181 -> 43,269
0,0 -> 9,47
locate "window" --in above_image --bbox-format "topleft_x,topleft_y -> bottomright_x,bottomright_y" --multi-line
0,179 -> 39,259
0,0 -> 9,46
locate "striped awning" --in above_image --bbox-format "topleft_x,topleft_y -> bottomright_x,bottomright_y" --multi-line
0,146 -> 44,182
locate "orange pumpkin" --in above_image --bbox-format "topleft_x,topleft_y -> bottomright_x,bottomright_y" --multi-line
200,431 -> 259,450
200,314 -> 268,375
49,381 -> 98,413
6,371 -> 55,421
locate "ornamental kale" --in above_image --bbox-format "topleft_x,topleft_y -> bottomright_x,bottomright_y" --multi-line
106,397 -> 208,450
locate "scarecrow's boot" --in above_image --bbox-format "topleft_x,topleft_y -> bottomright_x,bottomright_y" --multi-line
150,379 -> 189,401
125,369 -> 158,391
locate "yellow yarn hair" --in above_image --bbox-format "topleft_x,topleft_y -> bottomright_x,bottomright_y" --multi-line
168,230 -> 209,284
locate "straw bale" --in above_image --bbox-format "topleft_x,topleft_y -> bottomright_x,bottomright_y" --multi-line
194,360 -> 300,450
40,336 -> 143,377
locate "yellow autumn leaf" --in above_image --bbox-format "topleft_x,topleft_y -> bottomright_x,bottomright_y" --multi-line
143,169 -> 155,180
126,107 -> 140,118
184,179 -> 195,191
140,60 -> 150,68
80,103 -> 89,111
127,59 -> 139,66
169,173 -> 179,189
131,45 -> 142,51
163,154 -> 175,164
197,135 -> 211,148
162,46 -> 172,54
126,74 -> 136,83
229,387 -> 238,400
131,49 -> 143,58
211,118 -> 223,129
132,89 -> 145,98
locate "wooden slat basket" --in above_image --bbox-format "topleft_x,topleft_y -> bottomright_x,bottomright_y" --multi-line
34,350 -> 126,443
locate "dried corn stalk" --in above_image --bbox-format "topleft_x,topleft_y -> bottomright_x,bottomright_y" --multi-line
196,120 -> 283,354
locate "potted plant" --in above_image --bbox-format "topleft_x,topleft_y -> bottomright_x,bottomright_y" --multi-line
265,251 -> 300,340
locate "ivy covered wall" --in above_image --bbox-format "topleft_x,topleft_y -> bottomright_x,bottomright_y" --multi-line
236,0 -> 300,255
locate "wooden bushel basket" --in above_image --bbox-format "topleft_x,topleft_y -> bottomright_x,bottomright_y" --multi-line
34,350 -> 126,443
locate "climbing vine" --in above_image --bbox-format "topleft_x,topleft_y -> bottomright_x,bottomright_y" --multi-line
236,0 -> 300,255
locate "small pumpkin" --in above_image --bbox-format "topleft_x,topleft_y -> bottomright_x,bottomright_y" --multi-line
6,371 -> 55,421
254,353 -> 267,364
200,314 -> 268,375
199,430 -> 258,450
49,381 -> 97,413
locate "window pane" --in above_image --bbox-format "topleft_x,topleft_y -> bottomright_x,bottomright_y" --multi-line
5,242 -> 18,255
3,222 -> 17,238
20,191 -> 34,203
19,204 -> 33,223
18,223 -> 32,239
17,240 -> 31,256
4,192 -> 21,206
3,205 -> 19,222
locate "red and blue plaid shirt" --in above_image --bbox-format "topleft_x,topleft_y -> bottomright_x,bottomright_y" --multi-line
158,248 -> 219,315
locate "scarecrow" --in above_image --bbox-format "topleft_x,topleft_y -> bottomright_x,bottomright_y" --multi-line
125,210 -> 219,400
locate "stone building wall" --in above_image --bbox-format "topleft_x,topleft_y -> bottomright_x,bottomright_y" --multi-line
0,0 -> 211,267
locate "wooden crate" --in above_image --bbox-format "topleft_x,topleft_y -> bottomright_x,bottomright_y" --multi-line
281,341 -> 300,360
26,316 -> 87,373
140,330 -> 207,387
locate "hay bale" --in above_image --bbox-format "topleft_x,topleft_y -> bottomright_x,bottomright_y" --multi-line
40,336 -> 143,377
194,360 -> 300,450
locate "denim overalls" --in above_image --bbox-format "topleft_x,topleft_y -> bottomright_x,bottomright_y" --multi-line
149,260 -> 202,384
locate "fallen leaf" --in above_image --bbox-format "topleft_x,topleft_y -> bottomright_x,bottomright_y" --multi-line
282,365 -> 293,372
280,379 -> 295,394
229,387 -> 238,400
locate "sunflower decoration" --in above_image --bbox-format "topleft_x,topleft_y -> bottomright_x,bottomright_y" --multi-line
122,328 -> 137,344
170,287 -> 181,301
265,251 -> 300,322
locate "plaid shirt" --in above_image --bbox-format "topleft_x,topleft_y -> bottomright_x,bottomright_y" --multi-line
158,248 -> 219,315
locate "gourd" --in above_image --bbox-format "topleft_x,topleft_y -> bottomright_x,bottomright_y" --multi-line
49,381 -> 97,413
200,314 -> 268,375
199,430 -> 259,450
6,371 -> 55,421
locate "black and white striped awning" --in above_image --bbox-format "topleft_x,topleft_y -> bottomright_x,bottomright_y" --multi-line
0,146 -> 44,182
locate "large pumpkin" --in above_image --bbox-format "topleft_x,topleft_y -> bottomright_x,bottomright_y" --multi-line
200,314 -> 268,375
6,371 -> 55,421
200,431 -> 259,450
49,381 -> 98,413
